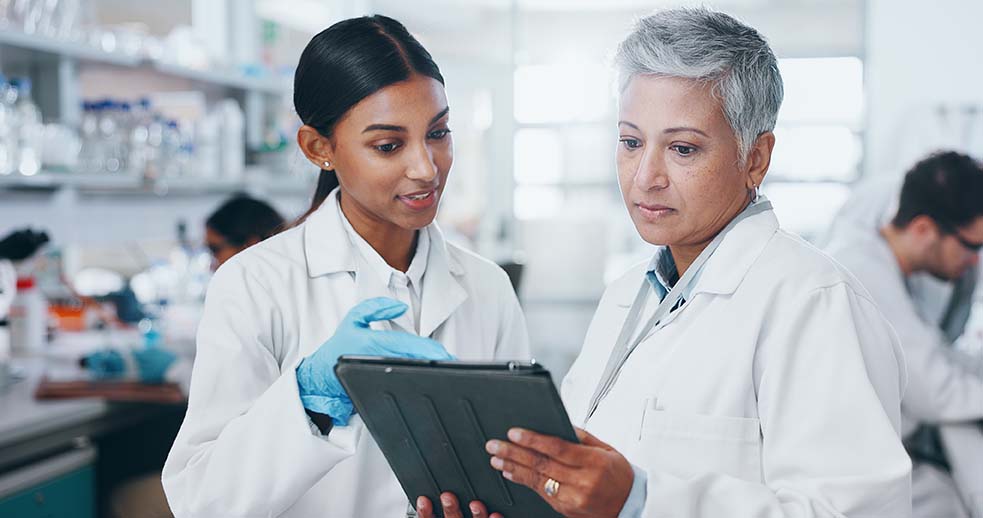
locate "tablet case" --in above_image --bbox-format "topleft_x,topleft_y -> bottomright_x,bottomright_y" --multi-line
335,357 -> 577,518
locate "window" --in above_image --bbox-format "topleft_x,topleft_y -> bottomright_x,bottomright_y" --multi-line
512,63 -> 617,221
764,57 -> 864,240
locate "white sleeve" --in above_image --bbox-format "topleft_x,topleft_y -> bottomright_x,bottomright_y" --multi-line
846,256 -> 983,422
161,260 -> 364,517
939,423 -> 983,518
493,269 -> 531,361
638,283 -> 912,518
889,308 -> 983,423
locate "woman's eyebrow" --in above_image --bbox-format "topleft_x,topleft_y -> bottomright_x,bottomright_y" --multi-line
663,127 -> 709,137
362,107 -> 450,134
429,106 -> 450,124
618,121 -> 709,138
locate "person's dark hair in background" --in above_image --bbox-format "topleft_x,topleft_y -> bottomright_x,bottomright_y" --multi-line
292,14 -> 445,223
205,194 -> 285,269
892,151 -> 983,230
0,228 -> 49,261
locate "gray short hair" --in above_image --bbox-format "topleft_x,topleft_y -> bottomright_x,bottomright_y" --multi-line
615,7 -> 784,163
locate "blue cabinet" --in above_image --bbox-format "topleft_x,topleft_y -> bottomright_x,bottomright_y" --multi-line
0,447 -> 95,518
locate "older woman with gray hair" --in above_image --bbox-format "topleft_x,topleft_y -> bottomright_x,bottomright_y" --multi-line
417,7 -> 912,518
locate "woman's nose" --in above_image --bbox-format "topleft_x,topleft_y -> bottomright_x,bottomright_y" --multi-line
633,151 -> 669,191
406,143 -> 438,182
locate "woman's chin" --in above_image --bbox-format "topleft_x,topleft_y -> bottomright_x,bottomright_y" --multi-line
632,220 -> 678,247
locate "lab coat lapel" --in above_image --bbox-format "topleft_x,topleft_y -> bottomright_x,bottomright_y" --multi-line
624,205 -> 780,343
419,224 -> 467,339
303,187 -> 357,278
303,189 -> 397,331
352,258 -> 397,332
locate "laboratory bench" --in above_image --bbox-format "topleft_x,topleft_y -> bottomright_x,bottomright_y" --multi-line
0,356 -> 186,518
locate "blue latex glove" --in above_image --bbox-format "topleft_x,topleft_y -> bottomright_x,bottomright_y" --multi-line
296,297 -> 455,426
132,346 -> 177,384
84,349 -> 126,379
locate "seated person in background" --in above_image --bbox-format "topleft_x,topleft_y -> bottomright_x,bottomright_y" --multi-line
205,194 -> 285,270
825,151 -> 983,518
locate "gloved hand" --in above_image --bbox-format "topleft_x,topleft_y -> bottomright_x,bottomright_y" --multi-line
0,229 -> 49,261
296,297 -> 455,426
82,349 -> 127,379
133,346 -> 177,384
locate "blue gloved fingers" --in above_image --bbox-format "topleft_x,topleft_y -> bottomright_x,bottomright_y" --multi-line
370,331 -> 456,361
299,395 -> 355,426
344,297 -> 409,329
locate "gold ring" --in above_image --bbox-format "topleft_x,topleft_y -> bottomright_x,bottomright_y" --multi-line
544,478 -> 560,497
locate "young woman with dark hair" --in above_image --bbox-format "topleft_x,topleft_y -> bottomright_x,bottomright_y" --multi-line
162,16 -> 528,518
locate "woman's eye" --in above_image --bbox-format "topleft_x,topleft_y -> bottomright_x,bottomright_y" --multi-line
671,144 -> 697,156
428,128 -> 451,139
619,138 -> 642,150
375,142 -> 400,153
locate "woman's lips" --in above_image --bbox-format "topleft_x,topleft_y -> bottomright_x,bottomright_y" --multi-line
397,189 -> 438,210
635,202 -> 676,220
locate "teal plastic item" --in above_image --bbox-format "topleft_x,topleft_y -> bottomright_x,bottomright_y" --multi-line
0,466 -> 95,518
133,346 -> 176,383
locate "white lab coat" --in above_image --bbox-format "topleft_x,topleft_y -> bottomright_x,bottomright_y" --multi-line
162,191 -> 530,518
825,195 -> 983,518
561,205 -> 913,517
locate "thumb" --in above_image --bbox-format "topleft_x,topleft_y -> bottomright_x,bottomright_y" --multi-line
575,427 -> 614,450
344,297 -> 408,328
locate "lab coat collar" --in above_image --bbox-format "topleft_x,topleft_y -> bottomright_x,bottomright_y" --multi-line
303,188 -> 467,337
694,205 -> 778,296
615,202 -> 779,306
303,187 -> 466,278
419,224 -> 468,337
303,188 -> 358,278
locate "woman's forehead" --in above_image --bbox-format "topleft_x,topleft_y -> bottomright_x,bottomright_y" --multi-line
341,76 -> 448,129
618,75 -> 725,128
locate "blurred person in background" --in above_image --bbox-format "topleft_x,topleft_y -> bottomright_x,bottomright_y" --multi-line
204,194 -> 286,270
826,151 -> 983,518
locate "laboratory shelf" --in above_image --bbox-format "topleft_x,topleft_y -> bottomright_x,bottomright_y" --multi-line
0,169 -> 313,197
0,28 -> 285,95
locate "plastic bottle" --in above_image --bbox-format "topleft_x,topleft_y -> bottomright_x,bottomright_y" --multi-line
8,276 -> 48,355
98,99 -> 123,173
78,101 -> 102,174
160,120 -> 182,178
12,78 -> 43,176
128,98 -> 153,178
118,101 -> 133,173
0,75 -> 20,176
218,99 -> 245,181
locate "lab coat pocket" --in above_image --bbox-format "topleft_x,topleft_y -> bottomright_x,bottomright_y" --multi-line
638,404 -> 763,482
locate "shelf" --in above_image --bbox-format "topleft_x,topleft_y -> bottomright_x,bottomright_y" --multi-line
0,28 -> 285,95
0,170 -> 312,197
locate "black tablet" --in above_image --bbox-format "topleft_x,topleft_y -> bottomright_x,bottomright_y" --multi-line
334,356 -> 578,518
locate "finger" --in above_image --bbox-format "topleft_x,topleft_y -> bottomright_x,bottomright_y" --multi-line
345,297 -> 408,328
506,428 -> 584,466
466,500 -> 490,518
372,331 -> 456,361
439,492 -> 465,518
499,461 -> 571,509
575,427 -> 614,450
416,496 -> 434,518
486,439 -> 578,480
